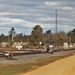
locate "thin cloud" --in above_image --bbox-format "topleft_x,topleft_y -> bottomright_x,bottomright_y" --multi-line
0,0 -> 75,35
45,2 -> 62,6
58,6 -> 74,11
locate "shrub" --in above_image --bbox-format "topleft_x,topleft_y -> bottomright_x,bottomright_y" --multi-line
0,44 -> 2,47
6,44 -> 10,48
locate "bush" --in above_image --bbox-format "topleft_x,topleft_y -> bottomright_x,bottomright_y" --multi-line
22,45 -> 25,49
0,44 -> 2,47
6,44 -> 10,48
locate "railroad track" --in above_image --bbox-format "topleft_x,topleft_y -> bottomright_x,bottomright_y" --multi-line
0,47 -> 75,57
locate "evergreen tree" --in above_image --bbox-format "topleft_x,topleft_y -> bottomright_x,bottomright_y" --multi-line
28,25 -> 44,47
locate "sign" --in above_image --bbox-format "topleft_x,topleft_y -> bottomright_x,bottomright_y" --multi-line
5,53 -> 9,56
49,45 -> 53,48
16,46 -> 22,50
64,43 -> 68,48
39,42 -> 42,45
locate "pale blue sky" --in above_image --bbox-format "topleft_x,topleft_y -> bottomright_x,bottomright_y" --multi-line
0,0 -> 75,35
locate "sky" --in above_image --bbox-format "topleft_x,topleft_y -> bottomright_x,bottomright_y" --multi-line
0,0 -> 75,35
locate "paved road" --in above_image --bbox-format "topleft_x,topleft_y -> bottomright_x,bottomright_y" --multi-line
0,49 -> 75,65
21,55 -> 75,75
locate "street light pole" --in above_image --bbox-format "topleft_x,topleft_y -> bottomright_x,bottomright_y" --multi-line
69,35 -> 71,45
12,33 -> 14,42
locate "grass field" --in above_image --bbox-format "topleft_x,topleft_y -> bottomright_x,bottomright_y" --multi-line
0,53 -> 74,75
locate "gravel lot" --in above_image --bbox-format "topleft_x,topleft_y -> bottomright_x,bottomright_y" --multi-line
0,49 -> 75,66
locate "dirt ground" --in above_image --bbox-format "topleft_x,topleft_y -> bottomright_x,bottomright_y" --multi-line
20,55 -> 75,75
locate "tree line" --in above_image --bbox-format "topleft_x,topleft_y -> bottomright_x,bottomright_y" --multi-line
0,25 -> 75,48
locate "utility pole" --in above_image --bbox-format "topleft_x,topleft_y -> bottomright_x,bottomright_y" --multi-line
55,10 -> 58,48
